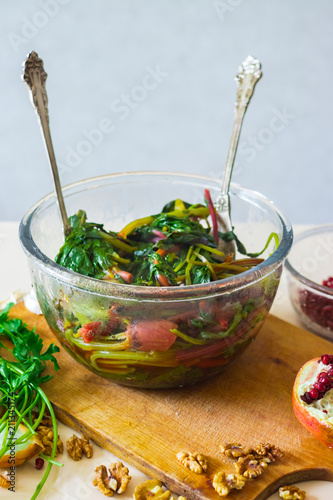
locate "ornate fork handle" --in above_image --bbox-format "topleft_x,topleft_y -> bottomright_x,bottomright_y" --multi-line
23,51 -> 71,237
216,56 -> 262,214
235,55 -> 262,112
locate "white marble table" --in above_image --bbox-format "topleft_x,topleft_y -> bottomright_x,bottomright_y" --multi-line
0,222 -> 331,499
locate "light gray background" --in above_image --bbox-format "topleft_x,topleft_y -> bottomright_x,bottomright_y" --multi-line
0,0 -> 332,223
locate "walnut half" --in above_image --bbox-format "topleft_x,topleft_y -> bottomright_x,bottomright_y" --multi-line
253,443 -> 284,463
220,443 -> 252,459
32,411 -> 53,427
176,451 -> 208,474
81,435 -> 93,458
108,461 -> 131,494
93,465 -> 113,497
93,462 -> 131,496
133,479 -> 173,500
36,425 -> 63,456
235,454 -> 268,479
0,472 -> 10,489
66,434 -> 93,461
279,485 -> 306,500
213,472 -> 246,497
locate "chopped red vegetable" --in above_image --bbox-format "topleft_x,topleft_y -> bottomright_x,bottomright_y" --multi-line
204,188 -> 219,244
127,320 -> 177,351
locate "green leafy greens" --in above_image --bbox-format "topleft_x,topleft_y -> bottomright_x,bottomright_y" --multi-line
55,194 -> 279,287
0,303 -> 61,499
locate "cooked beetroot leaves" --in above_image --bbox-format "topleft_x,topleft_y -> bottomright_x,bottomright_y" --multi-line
55,192 -> 277,286
50,192 -> 281,388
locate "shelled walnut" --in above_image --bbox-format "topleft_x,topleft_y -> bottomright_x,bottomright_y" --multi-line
67,435 -> 83,461
221,441 -> 284,464
66,434 -> 93,461
92,461 -> 131,496
32,411 -> 53,427
133,479 -> 172,500
93,465 -> 113,497
36,425 -> 63,456
176,451 -> 208,474
80,435 -> 93,458
0,472 -> 10,489
213,472 -> 246,497
253,443 -> 284,463
220,443 -> 252,458
235,454 -> 268,479
108,461 -> 131,494
279,485 -> 306,500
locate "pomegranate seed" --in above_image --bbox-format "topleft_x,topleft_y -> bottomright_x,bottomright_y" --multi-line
304,391 -> 313,404
319,375 -> 330,385
299,286 -> 333,331
323,276 -> 333,288
327,367 -> 333,376
317,392 -> 324,400
321,354 -> 331,365
323,409 -> 328,414
314,382 -> 325,392
35,458 -> 44,470
309,388 -> 319,400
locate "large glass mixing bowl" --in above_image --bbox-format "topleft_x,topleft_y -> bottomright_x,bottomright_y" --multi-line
19,172 -> 293,388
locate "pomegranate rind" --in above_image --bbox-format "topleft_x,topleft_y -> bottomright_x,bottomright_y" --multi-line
293,357 -> 333,448
0,424 -> 44,467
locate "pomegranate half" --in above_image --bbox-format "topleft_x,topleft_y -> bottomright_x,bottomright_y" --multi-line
293,354 -> 333,448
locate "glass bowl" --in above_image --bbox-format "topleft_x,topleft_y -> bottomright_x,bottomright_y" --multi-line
285,225 -> 333,340
19,172 -> 293,388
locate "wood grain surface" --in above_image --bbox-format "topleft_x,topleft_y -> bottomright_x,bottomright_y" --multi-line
8,303 -> 333,499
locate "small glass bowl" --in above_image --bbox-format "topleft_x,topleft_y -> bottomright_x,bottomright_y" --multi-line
285,225 -> 333,340
19,172 -> 293,388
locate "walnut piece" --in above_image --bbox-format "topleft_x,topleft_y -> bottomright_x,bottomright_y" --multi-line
32,411 -> 53,427
279,485 -> 306,500
108,461 -> 131,494
220,443 -> 252,458
66,434 -> 93,461
176,451 -> 208,474
92,462 -> 131,496
133,479 -> 172,500
67,435 -> 83,461
36,425 -> 63,456
213,472 -> 246,497
93,465 -> 113,497
235,454 -> 268,479
0,472 -> 10,489
253,443 -> 284,463
81,435 -> 93,458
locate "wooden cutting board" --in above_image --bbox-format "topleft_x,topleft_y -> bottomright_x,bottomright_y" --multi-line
8,303 -> 333,499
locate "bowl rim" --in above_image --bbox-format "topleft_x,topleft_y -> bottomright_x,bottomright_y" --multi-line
285,224 -> 333,297
19,171 -> 293,299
